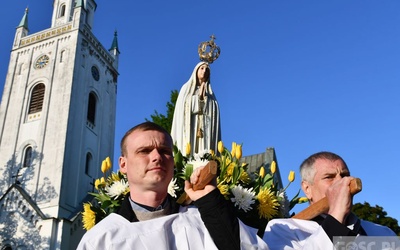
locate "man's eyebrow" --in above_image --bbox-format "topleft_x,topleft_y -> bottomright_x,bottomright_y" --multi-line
137,144 -> 171,150
135,145 -> 154,151
321,172 -> 337,176
320,169 -> 337,175
340,170 -> 350,175
158,145 -> 173,151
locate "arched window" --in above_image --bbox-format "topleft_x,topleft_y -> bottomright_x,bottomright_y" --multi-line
85,152 -> 92,176
87,92 -> 97,125
28,83 -> 45,114
23,146 -> 33,168
59,4 -> 66,17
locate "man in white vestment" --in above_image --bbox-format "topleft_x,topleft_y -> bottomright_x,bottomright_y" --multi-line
171,62 -> 221,155
78,122 -> 268,250
263,151 -> 396,250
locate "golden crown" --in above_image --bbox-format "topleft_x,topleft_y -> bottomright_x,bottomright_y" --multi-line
198,35 -> 221,64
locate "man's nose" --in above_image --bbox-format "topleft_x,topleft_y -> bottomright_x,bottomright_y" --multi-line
150,149 -> 162,162
334,174 -> 343,182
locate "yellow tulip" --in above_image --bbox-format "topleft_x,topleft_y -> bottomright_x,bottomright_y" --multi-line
101,157 -> 112,173
227,162 -> 236,176
94,179 -> 101,189
235,144 -> 242,159
218,141 -> 224,154
288,171 -> 295,183
185,142 -> 191,156
270,161 -> 276,174
231,142 -> 237,158
259,166 -> 265,178
105,156 -> 112,170
95,177 -> 106,189
101,160 -> 107,173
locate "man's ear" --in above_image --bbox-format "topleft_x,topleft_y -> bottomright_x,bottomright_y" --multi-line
301,180 -> 312,201
119,156 -> 127,174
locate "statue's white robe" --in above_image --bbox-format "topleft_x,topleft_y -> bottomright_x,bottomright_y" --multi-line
171,62 -> 221,155
77,206 -> 269,250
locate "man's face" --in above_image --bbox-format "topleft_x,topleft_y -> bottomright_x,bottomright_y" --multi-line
119,129 -> 174,193
302,158 -> 350,204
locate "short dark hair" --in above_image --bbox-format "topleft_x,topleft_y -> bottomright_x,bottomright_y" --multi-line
120,122 -> 172,156
300,151 -> 348,183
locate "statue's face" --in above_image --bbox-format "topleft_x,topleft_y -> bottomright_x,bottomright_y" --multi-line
197,64 -> 210,82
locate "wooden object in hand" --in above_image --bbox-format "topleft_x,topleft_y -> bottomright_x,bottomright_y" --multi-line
176,160 -> 218,205
292,178 -> 362,220
192,160 -> 217,191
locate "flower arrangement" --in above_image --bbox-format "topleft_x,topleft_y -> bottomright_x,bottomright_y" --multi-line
173,141 -> 308,235
82,143 -> 307,235
82,157 -> 129,230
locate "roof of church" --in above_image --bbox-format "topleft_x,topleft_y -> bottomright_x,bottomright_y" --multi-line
241,147 -> 283,189
0,184 -> 48,220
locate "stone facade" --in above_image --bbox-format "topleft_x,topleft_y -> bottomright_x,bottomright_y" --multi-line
0,0 -> 119,249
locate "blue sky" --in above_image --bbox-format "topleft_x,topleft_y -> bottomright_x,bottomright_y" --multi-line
1,1 -> 399,221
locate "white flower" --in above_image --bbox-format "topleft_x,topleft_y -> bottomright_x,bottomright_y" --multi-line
230,185 -> 255,212
277,189 -> 290,217
168,178 -> 179,198
105,179 -> 129,199
183,158 -> 209,176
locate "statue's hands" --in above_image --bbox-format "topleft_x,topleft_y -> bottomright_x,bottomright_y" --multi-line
198,82 -> 206,100
184,165 -> 216,201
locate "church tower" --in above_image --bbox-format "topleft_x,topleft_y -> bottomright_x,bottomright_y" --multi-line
0,0 -> 119,249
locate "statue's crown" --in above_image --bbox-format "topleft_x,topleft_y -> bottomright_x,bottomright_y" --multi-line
198,35 -> 220,64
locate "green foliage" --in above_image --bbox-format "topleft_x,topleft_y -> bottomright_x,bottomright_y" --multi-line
147,90 -> 178,132
352,202 -> 400,235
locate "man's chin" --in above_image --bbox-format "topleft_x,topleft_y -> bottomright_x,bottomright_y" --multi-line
149,175 -> 172,186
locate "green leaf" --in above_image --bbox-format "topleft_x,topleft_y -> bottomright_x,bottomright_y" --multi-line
184,164 -> 193,180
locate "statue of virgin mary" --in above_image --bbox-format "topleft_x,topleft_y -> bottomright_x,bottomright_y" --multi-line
171,61 -> 221,155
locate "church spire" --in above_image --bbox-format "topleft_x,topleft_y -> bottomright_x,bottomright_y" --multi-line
109,30 -> 120,70
109,30 -> 120,53
18,7 -> 29,31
